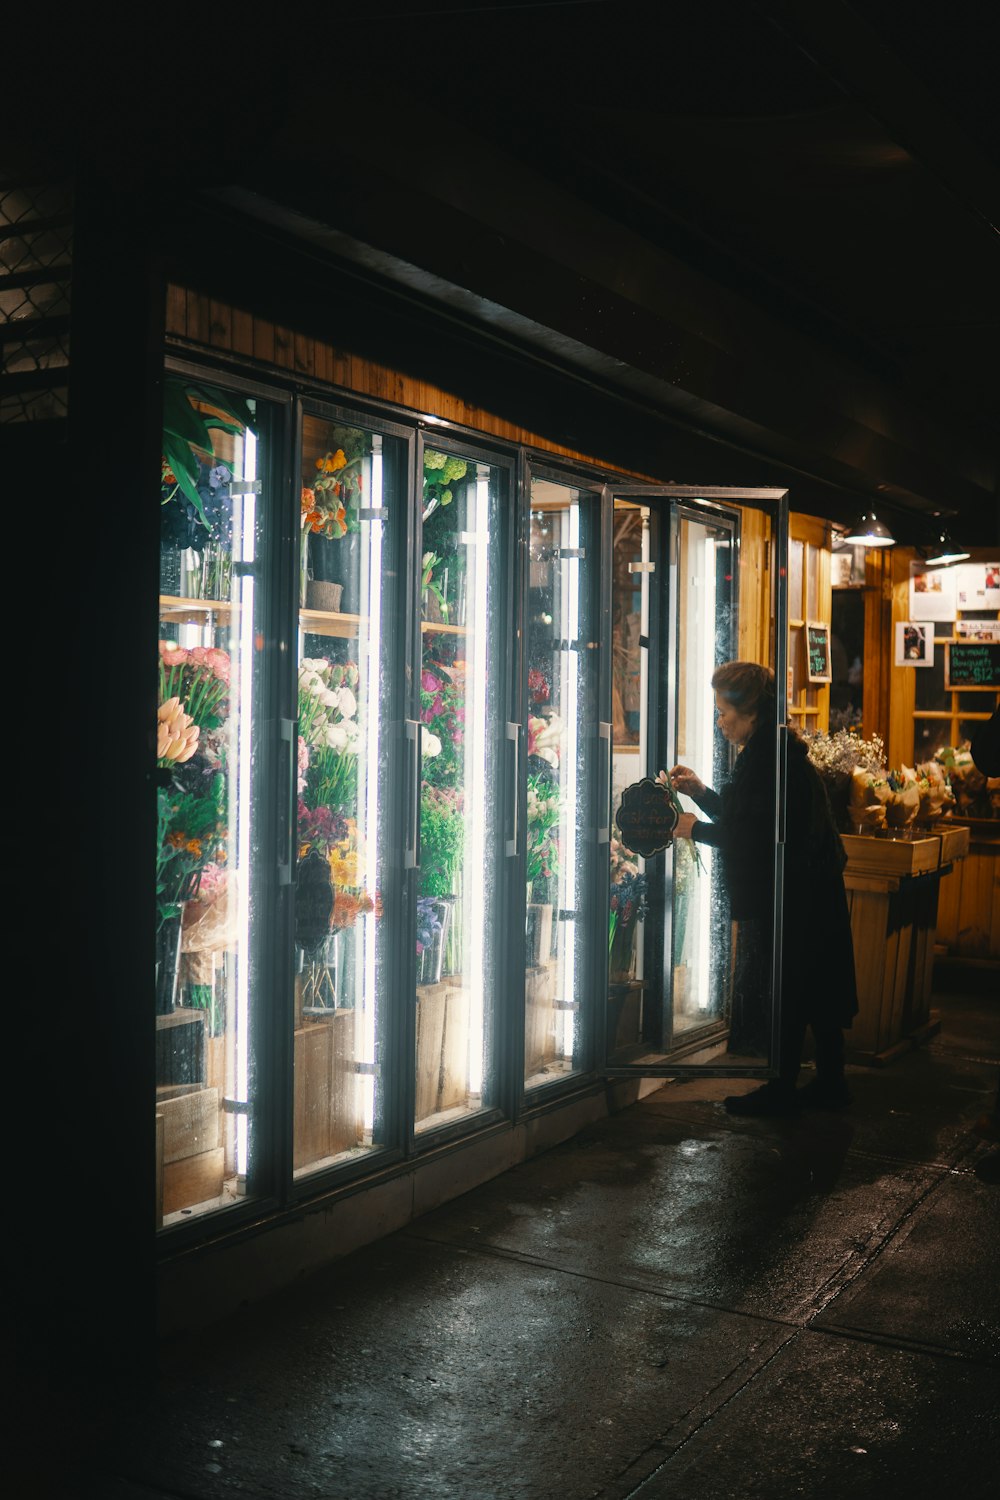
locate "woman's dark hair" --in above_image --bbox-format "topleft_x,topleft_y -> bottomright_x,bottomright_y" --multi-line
711,661 -> 776,725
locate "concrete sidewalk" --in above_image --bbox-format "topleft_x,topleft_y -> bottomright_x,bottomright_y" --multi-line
35,975 -> 1000,1499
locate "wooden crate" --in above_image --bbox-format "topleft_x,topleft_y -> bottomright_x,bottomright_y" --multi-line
293,1009 -> 360,1170
162,1147 -> 225,1216
841,833 -> 943,877
415,982 -> 470,1120
156,1085 -> 221,1164
525,962 -> 558,1075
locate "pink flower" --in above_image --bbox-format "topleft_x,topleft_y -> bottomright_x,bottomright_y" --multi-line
421,670 -> 442,693
159,639 -> 189,665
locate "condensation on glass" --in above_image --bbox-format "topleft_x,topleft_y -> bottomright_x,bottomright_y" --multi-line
156,375 -> 263,1224
293,414 -> 401,1175
415,447 -> 502,1129
523,479 -> 600,1088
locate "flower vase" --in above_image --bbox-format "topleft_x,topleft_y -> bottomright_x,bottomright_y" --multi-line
417,899 -> 452,986
609,918 -> 638,981
310,532 -> 360,615
200,539 -> 232,601
155,913 -> 184,1015
160,542 -> 182,596
302,928 -> 351,1013
525,902 -> 554,968
443,564 -> 467,628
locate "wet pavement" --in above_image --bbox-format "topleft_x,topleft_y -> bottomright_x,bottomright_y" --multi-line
26,975 -> 1000,1499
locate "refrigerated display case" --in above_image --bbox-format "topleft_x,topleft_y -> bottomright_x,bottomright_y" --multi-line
154,362 -> 789,1239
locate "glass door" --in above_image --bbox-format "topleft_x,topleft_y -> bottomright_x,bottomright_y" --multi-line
605,486 -> 788,1077
522,471 -> 603,1089
156,371 -> 277,1226
293,406 -> 409,1178
414,439 -> 513,1132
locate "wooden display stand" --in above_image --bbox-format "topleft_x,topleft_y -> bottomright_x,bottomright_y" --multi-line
842,827 -> 969,1064
415,982 -> 470,1120
933,818 -> 1000,960
293,1008 -> 360,1170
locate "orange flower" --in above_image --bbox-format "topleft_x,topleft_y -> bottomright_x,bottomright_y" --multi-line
301,486 -> 316,513
324,448 -> 347,473
186,839 -> 203,857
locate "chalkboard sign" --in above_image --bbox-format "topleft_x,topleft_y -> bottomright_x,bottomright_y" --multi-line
805,621 -> 831,683
615,778 -> 678,858
945,640 -> 1000,689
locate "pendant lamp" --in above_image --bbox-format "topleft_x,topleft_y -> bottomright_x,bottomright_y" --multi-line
924,530 -> 970,567
842,510 -> 895,546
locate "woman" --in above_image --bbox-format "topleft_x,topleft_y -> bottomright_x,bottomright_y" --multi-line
669,661 -> 857,1116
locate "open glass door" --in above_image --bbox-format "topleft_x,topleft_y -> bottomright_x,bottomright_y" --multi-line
605,486 -> 788,1078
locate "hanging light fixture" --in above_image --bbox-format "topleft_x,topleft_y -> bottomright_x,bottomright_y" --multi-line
924,529 -> 970,567
842,510 -> 895,546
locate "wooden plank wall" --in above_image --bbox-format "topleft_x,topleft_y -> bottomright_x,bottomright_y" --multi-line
166,285 -> 776,671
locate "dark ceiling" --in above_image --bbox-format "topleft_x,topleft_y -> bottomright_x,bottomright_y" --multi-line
8,0 -> 999,543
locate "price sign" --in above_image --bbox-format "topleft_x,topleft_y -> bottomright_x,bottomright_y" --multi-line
806,621 -> 831,683
944,640 -> 1000,689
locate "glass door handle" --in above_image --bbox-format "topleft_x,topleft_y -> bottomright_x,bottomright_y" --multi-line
404,719 -> 422,869
597,722 -> 612,844
278,717 -> 298,886
505,721 -> 520,857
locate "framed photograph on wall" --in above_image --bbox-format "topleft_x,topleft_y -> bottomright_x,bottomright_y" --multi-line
895,621 -> 934,667
805,621 -> 832,682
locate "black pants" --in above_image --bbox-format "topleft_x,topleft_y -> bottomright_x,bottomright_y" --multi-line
777,1011 -> 845,1089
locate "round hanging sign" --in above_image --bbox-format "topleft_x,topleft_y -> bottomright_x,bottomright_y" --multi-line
614,778 -> 678,858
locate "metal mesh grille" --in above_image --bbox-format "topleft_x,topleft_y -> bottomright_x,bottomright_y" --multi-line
0,181 -> 73,425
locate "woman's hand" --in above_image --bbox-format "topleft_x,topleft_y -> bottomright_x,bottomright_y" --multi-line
669,764 -> 706,799
673,811 -> 698,841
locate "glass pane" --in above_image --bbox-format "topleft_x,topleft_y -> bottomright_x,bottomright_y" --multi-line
830,589 -> 864,731
157,375 -> 265,1225
416,448 -> 506,1129
788,538 -> 804,619
915,659 -> 949,710
914,717 -> 954,761
667,515 -> 737,1042
524,479 -> 600,1087
789,625 -> 805,701
295,414 -> 403,1175
805,543 -> 819,619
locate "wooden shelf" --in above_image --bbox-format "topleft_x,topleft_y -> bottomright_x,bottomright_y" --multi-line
299,606 -> 361,639
421,619 -> 466,635
160,594 -> 234,622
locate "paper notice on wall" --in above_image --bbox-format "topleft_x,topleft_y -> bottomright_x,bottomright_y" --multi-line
909,561 -> 956,620
955,619 -> 1000,641
956,562 -> 1000,610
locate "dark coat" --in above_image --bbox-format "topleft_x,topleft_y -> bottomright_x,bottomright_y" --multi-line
690,727 -> 858,1028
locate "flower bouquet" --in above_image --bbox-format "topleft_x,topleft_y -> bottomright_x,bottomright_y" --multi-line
297,657 -> 361,819
934,744 -> 998,818
420,661 -> 466,789
803,728 -> 887,833
893,760 -> 956,825
608,836 -> 649,978
526,771 -> 561,900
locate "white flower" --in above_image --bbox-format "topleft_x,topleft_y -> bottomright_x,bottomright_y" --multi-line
319,688 -> 340,709
422,730 -> 442,757
326,725 -> 348,751
337,687 -> 358,720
